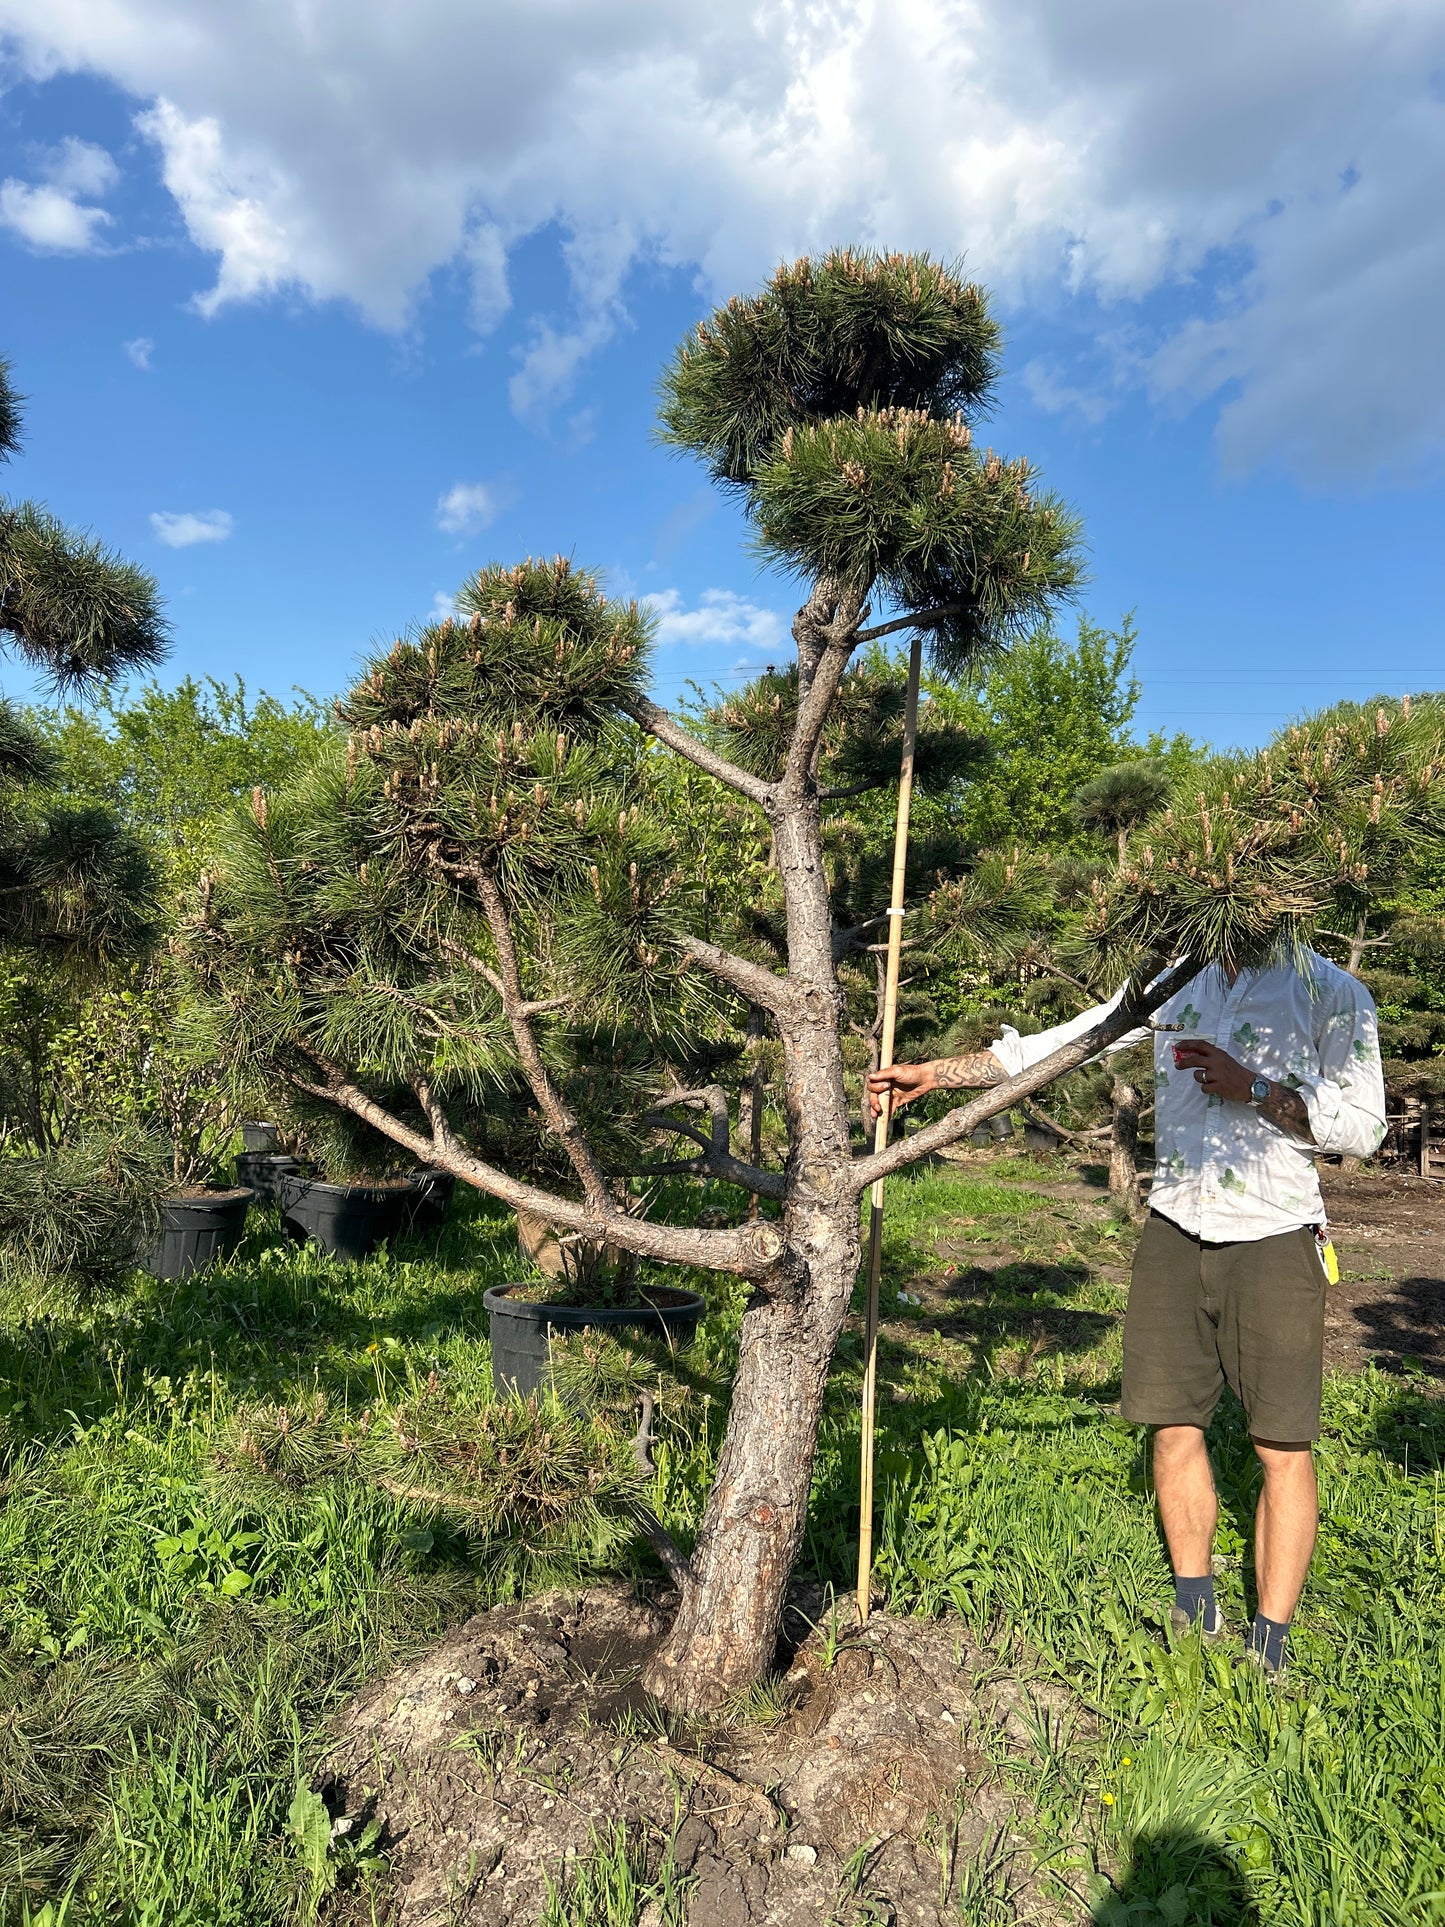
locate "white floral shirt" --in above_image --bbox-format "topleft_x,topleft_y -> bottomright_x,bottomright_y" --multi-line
988,951 -> 1386,1243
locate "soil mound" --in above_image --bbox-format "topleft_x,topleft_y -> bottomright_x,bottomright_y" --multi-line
319,1583 -> 1082,1925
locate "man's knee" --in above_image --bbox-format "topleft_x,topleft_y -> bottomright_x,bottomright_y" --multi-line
1252,1436 -> 1314,1479
1153,1423 -> 1208,1462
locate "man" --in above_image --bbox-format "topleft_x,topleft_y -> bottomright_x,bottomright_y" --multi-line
867,950 -> 1386,1676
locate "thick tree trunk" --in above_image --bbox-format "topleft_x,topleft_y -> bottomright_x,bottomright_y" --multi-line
736,1003 -> 767,1213
1109,1075 -> 1143,1218
643,669 -> 861,1712
639,1201 -> 859,1712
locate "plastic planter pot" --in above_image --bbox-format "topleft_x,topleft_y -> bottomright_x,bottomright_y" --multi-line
143,1187 -> 255,1280
278,1174 -> 419,1262
240,1121 -> 279,1152
483,1284 -> 705,1399
401,1170 -> 456,1237
235,1152 -> 307,1204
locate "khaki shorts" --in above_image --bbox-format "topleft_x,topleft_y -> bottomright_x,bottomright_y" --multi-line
1121,1211 -> 1327,1442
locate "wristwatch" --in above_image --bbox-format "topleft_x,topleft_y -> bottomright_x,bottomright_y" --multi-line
1248,1075 -> 1271,1106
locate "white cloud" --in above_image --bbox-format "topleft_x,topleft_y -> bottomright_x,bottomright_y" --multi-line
435,481 -> 501,536
0,134 -> 118,252
428,589 -> 458,622
43,136 -> 118,197
150,508 -> 234,547
124,335 -> 155,369
0,2 -> 1442,472
644,588 -> 788,655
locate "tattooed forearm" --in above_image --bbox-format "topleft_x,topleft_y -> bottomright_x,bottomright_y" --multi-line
1259,1080 -> 1315,1144
931,1052 -> 1007,1090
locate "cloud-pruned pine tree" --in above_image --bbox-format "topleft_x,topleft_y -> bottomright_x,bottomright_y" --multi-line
0,356 -> 169,1287
182,253 -> 1444,1712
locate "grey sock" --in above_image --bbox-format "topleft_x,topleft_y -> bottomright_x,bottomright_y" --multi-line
1250,1612 -> 1289,1672
1174,1574 -> 1218,1628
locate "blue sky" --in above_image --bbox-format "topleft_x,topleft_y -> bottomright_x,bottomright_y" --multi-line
2,4 -> 1443,750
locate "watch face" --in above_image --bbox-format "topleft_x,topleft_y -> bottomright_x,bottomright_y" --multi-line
1251,1076 -> 1271,1103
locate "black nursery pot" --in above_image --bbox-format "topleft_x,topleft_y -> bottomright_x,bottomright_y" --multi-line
240,1120 -> 279,1152
400,1169 -> 456,1236
278,1174 -> 419,1263
143,1187 -> 255,1281
483,1284 -> 705,1399
235,1152 -> 307,1204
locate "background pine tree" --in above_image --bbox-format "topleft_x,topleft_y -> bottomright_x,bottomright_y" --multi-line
0,356 -> 170,1287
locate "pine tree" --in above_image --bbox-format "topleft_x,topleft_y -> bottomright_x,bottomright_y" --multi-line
0,356 -> 169,1283
185,254 -> 1445,1712
1073,758 -> 1172,865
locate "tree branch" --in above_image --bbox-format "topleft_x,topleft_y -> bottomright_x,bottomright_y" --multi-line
436,933 -> 572,1016
818,776 -> 888,803
679,934 -> 796,1017
621,695 -> 773,807
641,1085 -> 786,1200
848,956 -> 1201,1193
1019,1097 -> 1110,1145
782,587 -> 864,794
633,1393 -> 694,1584
286,1051 -> 786,1279
854,603 -> 963,645
471,865 -> 614,1213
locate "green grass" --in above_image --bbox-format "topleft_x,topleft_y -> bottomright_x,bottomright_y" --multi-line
0,1167 -> 1442,1923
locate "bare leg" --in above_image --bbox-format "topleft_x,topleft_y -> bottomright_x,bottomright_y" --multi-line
1152,1424 -> 1217,1576
1252,1438 -> 1317,1623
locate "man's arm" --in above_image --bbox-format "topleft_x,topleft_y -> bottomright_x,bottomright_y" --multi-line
1258,1081 -> 1314,1143
866,1050 -> 1005,1119
867,981 -> 1152,1122
933,1051 -> 1010,1091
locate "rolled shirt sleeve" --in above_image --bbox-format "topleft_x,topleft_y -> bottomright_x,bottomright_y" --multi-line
988,982 -> 1148,1077
1291,978 -> 1387,1158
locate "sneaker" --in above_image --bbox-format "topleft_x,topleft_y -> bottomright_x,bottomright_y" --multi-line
1236,1642 -> 1286,1682
1169,1604 -> 1226,1641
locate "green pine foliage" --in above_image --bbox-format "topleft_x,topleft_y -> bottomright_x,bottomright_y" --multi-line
0,360 -> 166,687
659,252 -> 1082,670
218,1384 -> 651,1597
0,1127 -> 165,1293
185,560 -> 725,1187
1073,759 -> 1173,855
0,357 -> 170,1273
658,251 -> 1002,486
1093,697 -> 1445,976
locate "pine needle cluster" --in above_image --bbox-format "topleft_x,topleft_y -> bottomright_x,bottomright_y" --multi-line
1092,698 -> 1445,974
0,1126 -> 165,1293
658,252 -> 1082,668
0,359 -> 167,688
658,251 -> 1001,484
217,1385 -> 649,1595
705,655 -> 984,795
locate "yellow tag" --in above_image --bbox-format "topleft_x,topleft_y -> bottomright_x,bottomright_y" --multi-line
1320,1238 -> 1339,1285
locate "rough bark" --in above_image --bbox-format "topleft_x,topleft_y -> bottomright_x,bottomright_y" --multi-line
642,601 -> 862,1711
1109,1074 -> 1144,1218
737,1003 -> 768,1214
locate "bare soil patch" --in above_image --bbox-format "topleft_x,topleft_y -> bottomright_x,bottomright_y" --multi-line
318,1584 -> 1084,1926
1319,1167 -> 1445,1381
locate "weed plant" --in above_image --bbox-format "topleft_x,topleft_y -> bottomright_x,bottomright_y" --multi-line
0,1167 -> 1440,1922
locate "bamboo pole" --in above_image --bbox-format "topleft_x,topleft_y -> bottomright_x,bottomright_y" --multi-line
856,630 -> 924,1625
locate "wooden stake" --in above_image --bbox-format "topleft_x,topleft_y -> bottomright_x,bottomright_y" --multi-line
857,630 -> 924,1625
